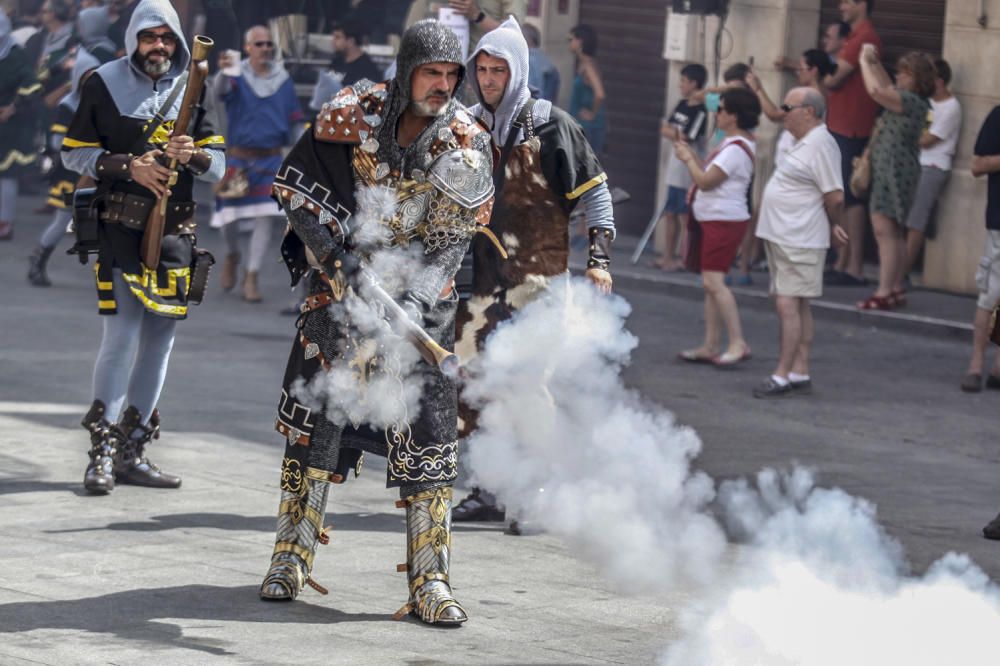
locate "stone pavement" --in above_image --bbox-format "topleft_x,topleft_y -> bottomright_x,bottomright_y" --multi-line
0,191 -> 680,665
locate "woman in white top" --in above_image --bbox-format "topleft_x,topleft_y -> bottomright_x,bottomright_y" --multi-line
675,88 -> 761,366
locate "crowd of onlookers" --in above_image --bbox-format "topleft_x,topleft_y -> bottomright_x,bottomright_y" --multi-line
653,0 -> 1000,397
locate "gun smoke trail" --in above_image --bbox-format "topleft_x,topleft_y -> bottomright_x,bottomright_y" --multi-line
461,276 -> 1000,664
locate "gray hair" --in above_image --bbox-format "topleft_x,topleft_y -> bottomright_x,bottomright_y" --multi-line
801,88 -> 826,119
244,25 -> 269,44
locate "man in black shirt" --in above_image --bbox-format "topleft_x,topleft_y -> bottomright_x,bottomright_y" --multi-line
329,18 -> 383,86
963,106 -> 1000,395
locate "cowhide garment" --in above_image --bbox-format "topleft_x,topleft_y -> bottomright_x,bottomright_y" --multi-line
456,137 -> 568,435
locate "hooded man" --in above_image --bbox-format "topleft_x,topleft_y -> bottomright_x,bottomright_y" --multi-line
452,16 -> 615,526
0,8 -> 41,240
210,25 -> 304,303
76,5 -> 118,64
61,0 -> 226,495
261,19 -> 494,626
28,49 -> 101,286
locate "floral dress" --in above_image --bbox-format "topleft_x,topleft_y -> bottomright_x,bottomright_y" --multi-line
869,89 -> 930,222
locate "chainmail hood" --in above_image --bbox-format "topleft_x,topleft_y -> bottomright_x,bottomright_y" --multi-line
467,16 -> 532,145
393,19 -> 465,108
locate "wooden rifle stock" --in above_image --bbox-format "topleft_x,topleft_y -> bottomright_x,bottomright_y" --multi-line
140,35 -> 213,269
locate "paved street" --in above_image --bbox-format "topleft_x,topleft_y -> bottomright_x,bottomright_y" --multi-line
1,191 -> 999,664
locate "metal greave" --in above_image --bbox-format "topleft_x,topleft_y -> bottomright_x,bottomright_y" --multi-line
260,468 -> 331,600
400,485 -> 467,624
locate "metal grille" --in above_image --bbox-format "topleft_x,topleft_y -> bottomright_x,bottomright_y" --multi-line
578,0 -> 669,235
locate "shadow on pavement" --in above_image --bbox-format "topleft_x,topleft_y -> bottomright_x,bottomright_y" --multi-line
0,480 -> 91,497
42,511 -> 506,535
0,584 -> 390,656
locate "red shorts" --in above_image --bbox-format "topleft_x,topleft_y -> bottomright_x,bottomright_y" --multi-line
699,220 -> 749,273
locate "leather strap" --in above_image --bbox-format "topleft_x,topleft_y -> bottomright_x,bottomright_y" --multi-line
492,98 -> 536,202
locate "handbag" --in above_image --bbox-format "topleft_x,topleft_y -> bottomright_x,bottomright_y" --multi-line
849,118 -> 883,200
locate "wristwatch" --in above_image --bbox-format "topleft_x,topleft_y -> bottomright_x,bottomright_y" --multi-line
473,10 -> 486,23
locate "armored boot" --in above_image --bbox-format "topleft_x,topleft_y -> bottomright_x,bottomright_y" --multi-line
81,400 -> 119,494
260,462 -> 334,600
394,486 -> 468,625
27,245 -> 54,287
114,406 -> 182,488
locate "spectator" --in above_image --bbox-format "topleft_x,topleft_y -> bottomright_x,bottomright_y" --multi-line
655,62 -> 707,272
106,0 -> 136,55
675,87 -> 760,367
823,0 -> 881,287
405,0 -> 526,50
568,23 -> 605,153
856,47 -> 934,310
822,21 -> 851,62
329,19 -> 383,86
753,88 -> 848,397
211,26 -> 304,303
776,21 -> 849,72
522,21 -> 559,103
961,106 -> 1000,393
903,58 -> 961,281
749,49 -> 836,167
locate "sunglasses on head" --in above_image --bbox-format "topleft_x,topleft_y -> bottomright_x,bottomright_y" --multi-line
254,41 -> 274,48
138,31 -> 178,46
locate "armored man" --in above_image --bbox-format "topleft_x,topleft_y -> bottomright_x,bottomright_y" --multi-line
260,20 -> 494,626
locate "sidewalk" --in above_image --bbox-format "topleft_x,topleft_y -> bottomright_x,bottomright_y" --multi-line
581,236 -> 977,340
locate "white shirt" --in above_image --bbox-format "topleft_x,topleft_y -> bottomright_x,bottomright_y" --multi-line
756,124 -> 843,249
774,130 -> 794,170
691,136 -> 756,222
920,96 -> 962,171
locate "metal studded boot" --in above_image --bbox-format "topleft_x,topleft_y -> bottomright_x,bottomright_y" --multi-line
260,461 -> 336,601
27,245 -> 54,287
114,406 -> 182,488
394,486 -> 468,625
81,400 -> 119,494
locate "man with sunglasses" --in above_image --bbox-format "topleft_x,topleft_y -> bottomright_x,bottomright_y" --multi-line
61,0 -> 226,494
754,88 -> 848,398
212,25 -> 304,303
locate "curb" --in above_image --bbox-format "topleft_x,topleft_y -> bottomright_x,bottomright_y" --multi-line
573,259 -> 973,341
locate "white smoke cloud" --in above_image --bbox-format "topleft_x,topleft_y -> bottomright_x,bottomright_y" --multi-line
462,276 -> 726,591
461,276 -> 1000,664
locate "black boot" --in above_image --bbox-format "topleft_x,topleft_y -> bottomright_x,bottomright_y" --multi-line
27,245 -> 54,287
452,487 -> 505,522
81,400 -> 118,495
114,406 -> 182,488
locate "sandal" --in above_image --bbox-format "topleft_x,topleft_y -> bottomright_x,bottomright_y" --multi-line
856,294 -> 893,311
713,345 -> 752,368
678,349 -> 717,364
890,289 -> 907,307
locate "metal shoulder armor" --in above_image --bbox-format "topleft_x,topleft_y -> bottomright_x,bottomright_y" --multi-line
427,147 -> 493,209
314,79 -> 388,145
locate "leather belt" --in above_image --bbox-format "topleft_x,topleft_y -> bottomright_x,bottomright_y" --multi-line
229,146 -> 283,160
100,192 -> 196,235
301,279 -> 455,315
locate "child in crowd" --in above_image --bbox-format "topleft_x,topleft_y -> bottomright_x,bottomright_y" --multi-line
656,63 -> 708,271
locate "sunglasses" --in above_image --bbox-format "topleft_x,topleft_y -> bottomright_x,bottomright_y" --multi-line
253,41 -> 274,48
138,31 -> 178,47
780,103 -> 807,112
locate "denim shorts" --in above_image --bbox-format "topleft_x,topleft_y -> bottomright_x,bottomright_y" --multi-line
661,186 -> 689,215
